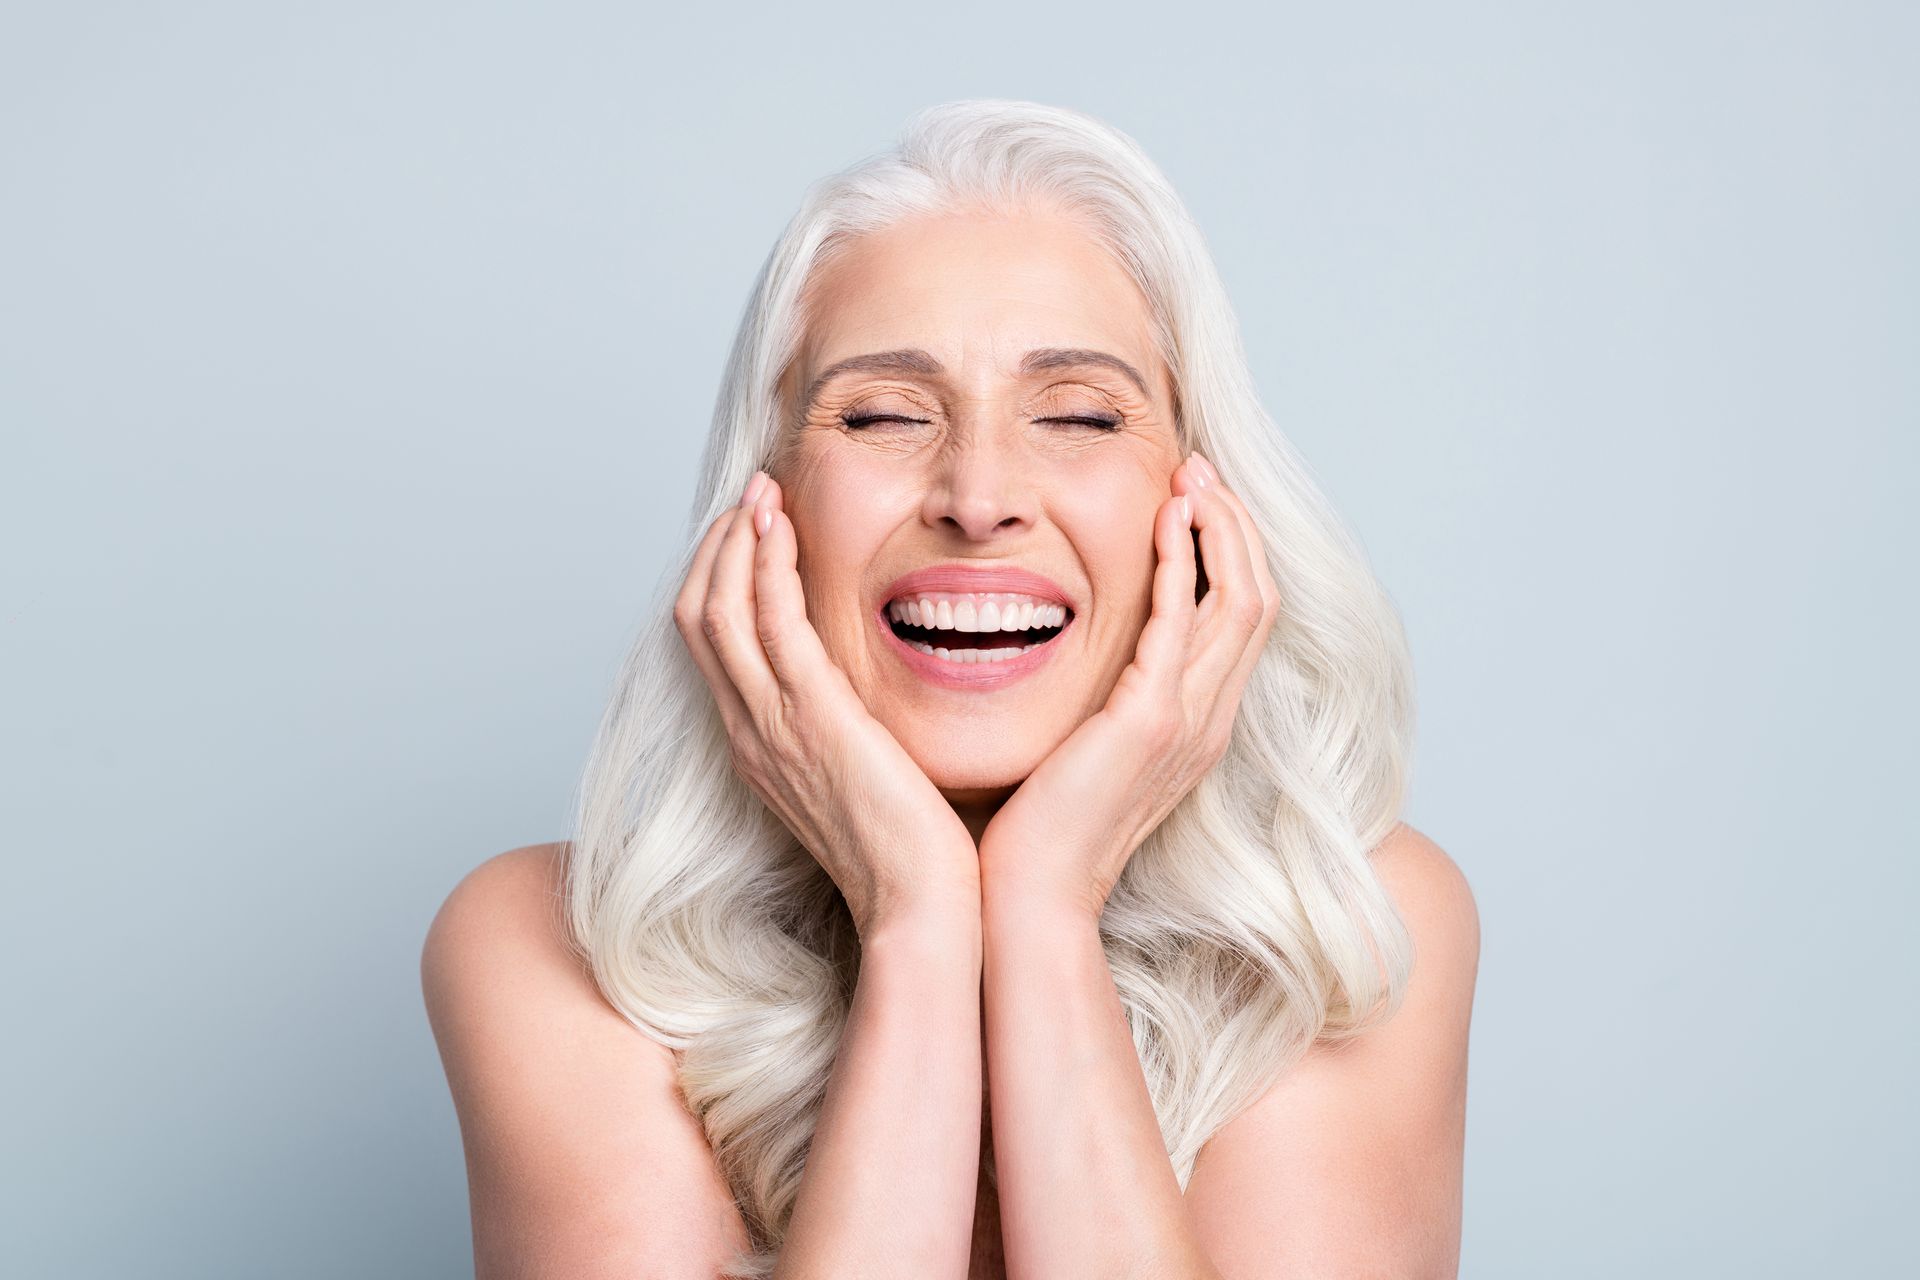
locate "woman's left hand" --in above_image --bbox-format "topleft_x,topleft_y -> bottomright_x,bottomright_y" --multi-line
977,452 -> 1281,920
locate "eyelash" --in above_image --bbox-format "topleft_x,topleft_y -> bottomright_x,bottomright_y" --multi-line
839,413 -> 1122,432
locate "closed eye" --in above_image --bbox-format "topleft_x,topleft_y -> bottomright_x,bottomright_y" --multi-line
840,414 -> 1120,431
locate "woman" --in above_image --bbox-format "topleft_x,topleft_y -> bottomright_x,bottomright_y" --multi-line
423,99 -> 1480,1280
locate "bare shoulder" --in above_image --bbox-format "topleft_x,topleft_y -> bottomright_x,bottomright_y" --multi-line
422,842 -> 580,996
420,843 -> 750,1278
1183,823 -> 1478,1276
423,841 -> 572,978
1369,821 -> 1481,989
420,842 -> 604,1060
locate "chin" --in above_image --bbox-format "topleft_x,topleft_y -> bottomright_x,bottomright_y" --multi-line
904,733 -> 1046,798
926,763 -> 1028,799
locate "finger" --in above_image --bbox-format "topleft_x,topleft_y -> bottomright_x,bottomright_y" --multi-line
1186,470 -> 1266,694
704,497 -> 778,710
677,505 -> 735,622
674,508 -> 753,729
1168,454 -> 1214,602
1128,482 -> 1201,689
751,477 -> 839,688
1198,469 -> 1282,704
1198,463 -> 1281,620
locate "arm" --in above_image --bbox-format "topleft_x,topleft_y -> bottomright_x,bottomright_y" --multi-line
774,904 -> 985,1279
981,887 -> 1221,1280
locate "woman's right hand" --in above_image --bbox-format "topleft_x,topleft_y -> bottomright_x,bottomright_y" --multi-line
674,469 -> 980,938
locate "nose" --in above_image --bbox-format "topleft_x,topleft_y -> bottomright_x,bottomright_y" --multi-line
920,425 -> 1037,541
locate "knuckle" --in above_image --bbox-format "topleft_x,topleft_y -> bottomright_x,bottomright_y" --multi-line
700,602 -> 732,645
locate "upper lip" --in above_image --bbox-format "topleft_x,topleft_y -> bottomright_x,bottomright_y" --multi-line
880,563 -> 1075,611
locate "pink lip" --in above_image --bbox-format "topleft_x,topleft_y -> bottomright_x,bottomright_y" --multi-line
874,562 -> 1077,692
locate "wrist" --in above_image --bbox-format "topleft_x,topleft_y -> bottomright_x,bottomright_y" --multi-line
858,910 -> 983,977
979,874 -> 1106,934
978,832 -> 1123,927
855,882 -> 982,952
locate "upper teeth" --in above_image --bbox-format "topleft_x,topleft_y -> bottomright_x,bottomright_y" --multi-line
886,593 -> 1068,632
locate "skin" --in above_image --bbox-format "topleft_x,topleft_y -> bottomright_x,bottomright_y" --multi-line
766,205 -> 1192,839
419,202 -> 1476,1280
686,205 -> 1267,918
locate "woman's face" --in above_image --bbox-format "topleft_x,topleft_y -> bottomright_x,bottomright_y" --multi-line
774,205 -> 1183,810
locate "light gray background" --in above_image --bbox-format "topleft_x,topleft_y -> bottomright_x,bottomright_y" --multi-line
3,2 -> 1913,1276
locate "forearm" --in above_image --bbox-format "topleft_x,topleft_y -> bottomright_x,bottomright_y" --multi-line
772,905 -> 985,1280
981,892 -> 1222,1280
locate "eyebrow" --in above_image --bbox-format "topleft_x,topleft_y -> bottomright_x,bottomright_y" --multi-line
801,346 -> 1153,411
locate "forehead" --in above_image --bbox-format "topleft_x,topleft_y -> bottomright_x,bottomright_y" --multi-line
795,208 -> 1165,394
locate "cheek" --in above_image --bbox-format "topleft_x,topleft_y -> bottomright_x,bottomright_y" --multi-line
794,453 -> 909,524
1050,474 -> 1163,621
784,466 -> 900,637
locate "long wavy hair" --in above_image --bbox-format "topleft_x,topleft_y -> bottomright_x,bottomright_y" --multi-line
563,98 -> 1416,1277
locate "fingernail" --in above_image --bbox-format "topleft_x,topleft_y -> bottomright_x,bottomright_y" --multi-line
1178,494 -> 1192,526
1187,452 -> 1209,489
1192,451 -> 1217,486
740,471 -> 768,507
754,503 -> 773,536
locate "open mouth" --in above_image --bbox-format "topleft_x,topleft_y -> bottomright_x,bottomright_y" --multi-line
883,592 -> 1072,665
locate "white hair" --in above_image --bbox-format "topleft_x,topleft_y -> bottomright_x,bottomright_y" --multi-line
564,98 -> 1415,1278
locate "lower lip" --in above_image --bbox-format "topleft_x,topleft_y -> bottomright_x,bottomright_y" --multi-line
875,608 -> 1070,690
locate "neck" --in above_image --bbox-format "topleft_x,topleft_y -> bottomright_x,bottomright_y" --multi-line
942,786 -> 1016,848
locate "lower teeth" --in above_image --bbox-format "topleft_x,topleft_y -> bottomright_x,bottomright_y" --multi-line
907,639 -> 1036,664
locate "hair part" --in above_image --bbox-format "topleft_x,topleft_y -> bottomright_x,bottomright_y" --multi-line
564,98 -> 1416,1278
